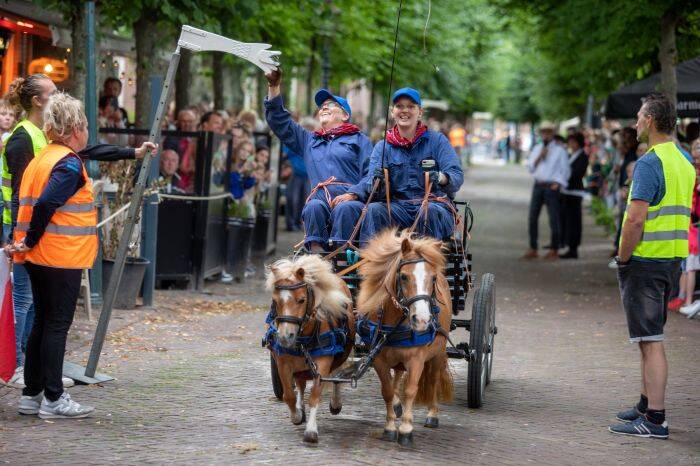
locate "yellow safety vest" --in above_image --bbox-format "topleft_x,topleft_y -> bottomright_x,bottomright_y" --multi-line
624,141 -> 695,259
1,120 -> 47,225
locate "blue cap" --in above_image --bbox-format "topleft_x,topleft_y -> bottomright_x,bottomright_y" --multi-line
392,87 -> 422,106
314,89 -> 352,117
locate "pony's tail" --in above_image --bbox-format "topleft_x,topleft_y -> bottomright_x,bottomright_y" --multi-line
414,358 -> 454,406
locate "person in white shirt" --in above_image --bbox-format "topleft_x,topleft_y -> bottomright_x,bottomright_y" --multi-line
522,121 -> 570,260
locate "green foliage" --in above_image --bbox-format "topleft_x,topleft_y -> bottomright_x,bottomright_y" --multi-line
491,0 -> 700,120
590,197 -> 617,236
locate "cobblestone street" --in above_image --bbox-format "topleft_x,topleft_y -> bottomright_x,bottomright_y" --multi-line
1,164 -> 698,465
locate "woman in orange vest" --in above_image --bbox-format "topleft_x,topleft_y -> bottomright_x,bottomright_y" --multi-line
7,92 -> 101,418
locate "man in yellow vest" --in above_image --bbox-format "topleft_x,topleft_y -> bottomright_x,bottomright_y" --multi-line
609,93 -> 695,439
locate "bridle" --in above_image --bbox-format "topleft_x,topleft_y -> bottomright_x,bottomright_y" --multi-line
273,281 -> 316,344
393,258 -> 438,317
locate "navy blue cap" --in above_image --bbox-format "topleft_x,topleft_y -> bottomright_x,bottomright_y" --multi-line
314,89 -> 352,117
392,87 -> 422,106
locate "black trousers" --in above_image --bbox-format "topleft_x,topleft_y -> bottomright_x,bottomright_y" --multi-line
528,183 -> 561,250
562,194 -> 583,251
22,263 -> 81,402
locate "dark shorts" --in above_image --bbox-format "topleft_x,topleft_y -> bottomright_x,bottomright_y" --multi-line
617,260 -> 681,343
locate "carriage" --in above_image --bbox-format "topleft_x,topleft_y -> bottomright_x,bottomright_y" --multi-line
269,200 -> 497,409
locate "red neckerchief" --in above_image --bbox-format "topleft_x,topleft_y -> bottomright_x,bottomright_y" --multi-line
386,122 -> 428,148
314,123 -> 360,140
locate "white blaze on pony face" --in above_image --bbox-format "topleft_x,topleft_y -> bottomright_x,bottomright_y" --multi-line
410,261 -> 431,332
276,287 -> 304,347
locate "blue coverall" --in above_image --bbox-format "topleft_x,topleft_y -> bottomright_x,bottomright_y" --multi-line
348,130 -> 464,243
265,95 -> 372,248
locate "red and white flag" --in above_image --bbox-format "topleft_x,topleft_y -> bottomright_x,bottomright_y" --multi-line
0,257 -> 15,383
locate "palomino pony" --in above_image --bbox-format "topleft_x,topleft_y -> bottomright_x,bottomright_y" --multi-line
357,229 -> 453,446
264,254 -> 355,443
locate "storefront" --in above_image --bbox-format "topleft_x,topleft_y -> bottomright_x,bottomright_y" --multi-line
0,1 -> 136,116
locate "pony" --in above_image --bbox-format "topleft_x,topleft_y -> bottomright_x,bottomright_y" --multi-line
264,254 -> 355,443
356,229 -> 453,446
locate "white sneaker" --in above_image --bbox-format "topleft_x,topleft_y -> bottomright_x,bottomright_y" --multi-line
62,376 -> 75,388
608,258 -> 618,269
221,271 -> 233,283
7,366 -> 25,389
38,392 -> 94,419
680,300 -> 700,318
18,392 -> 43,415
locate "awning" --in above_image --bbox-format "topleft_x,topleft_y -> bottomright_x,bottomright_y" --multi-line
604,56 -> 700,119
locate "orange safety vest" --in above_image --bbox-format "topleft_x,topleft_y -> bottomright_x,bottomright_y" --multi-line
14,143 -> 97,268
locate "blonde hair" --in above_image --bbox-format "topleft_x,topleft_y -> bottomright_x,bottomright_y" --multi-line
0,98 -> 14,114
43,92 -> 87,143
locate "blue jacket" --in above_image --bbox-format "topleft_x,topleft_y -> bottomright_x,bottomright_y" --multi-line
265,95 -> 371,198
349,130 -> 464,202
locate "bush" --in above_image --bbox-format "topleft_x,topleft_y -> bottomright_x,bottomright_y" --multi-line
590,197 -> 617,236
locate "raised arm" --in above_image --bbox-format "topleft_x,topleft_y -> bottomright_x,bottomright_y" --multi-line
264,69 -> 312,156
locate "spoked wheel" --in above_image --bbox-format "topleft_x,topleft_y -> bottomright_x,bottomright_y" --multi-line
270,353 -> 283,400
468,273 -> 495,408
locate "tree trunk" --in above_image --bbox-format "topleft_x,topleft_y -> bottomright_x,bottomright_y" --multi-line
133,15 -> 159,128
212,52 -> 224,111
229,63 -> 245,113
69,1 -> 86,100
305,35 -> 317,115
658,10 -> 679,106
175,48 -> 191,115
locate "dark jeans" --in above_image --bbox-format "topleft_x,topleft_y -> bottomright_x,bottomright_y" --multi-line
285,174 -> 308,230
528,183 -> 561,250
22,263 -> 81,402
562,194 -> 582,251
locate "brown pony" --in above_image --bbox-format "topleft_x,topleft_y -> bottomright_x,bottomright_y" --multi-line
265,254 -> 355,443
357,229 -> 453,446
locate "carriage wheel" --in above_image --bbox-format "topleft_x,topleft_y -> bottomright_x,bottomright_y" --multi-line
467,273 -> 495,408
485,276 -> 496,386
270,353 -> 284,401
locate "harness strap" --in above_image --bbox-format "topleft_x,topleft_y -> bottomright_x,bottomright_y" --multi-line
384,168 -> 392,224
306,176 -> 352,206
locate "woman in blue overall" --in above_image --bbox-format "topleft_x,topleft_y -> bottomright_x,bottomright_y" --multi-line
333,88 -> 463,242
264,69 -> 372,251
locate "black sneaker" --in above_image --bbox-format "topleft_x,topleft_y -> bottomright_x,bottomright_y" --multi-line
609,416 -> 668,439
616,406 -> 644,423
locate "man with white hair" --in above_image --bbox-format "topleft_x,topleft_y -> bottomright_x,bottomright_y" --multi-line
521,121 -> 570,260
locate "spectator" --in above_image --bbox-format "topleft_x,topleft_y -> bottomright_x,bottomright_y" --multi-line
521,121 -> 570,260
254,145 -> 272,196
101,77 -> 128,126
200,111 -> 224,134
560,132 -> 589,259
97,95 -> 127,146
164,110 -> 198,193
609,92 -> 695,439
677,138 -> 700,318
0,98 -> 15,243
158,149 -> 185,194
230,140 -> 258,206
611,127 -> 639,259
0,98 -> 16,141
449,124 -> 467,160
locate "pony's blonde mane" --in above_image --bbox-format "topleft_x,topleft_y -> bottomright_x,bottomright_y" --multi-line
266,254 -> 350,320
357,229 -> 446,315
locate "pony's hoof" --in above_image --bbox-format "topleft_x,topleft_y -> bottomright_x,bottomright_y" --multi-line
303,430 -> 318,443
397,431 -> 414,447
329,402 -> 342,415
424,417 -> 439,428
293,410 -> 306,425
393,403 -> 403,418
381,429 -> 398,442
